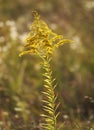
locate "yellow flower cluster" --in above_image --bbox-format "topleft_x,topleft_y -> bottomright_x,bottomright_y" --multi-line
19,11 -> 72,58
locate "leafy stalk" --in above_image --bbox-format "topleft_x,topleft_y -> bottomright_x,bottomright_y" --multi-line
41,56 -> 58,130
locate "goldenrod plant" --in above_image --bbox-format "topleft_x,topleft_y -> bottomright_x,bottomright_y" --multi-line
19,11 -> 72,130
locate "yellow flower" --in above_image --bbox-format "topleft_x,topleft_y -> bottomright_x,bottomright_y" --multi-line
19,11 -> 72,58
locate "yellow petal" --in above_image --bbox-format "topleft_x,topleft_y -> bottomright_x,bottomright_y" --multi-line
54,39 -> 73,48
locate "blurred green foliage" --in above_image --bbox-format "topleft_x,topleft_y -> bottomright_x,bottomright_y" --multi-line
0,0 -> 94,129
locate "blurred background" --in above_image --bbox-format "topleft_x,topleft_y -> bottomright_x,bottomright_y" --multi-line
0,0 -> 94,129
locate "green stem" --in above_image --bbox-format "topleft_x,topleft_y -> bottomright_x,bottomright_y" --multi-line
42,56 -> 57,130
